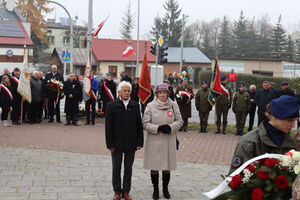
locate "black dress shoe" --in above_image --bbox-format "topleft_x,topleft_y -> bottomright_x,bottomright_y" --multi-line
72,122 -> 79,126
12,122 -> 20,125
85,122 -> 90,125
57,121 -> 62,123
215,130 -> 220,134
222,130 -> 226,134
183,129 -> 187,132
203,130 -> 207,133
48,119 -> 54,123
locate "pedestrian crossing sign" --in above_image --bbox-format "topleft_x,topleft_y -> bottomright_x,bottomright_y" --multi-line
62,50 -> 71,62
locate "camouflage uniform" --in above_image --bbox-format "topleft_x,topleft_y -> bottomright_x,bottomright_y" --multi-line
232,91 -> 251,135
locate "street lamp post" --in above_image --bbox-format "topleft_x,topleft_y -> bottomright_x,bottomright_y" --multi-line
45,0 -> 73,75
259,51 -> 297,77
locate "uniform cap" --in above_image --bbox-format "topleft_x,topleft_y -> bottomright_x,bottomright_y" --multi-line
221,76 -> 227,81
270,95 -> 299,119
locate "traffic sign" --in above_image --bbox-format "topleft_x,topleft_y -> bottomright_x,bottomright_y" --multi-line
62,50 -> 71,62
158,37 -> 164,46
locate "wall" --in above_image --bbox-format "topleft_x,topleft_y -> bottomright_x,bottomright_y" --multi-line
163,63 -> 211,77
45,28 -> 70,54
211,59 -> 289,77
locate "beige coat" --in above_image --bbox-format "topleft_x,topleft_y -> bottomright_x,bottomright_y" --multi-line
143,98 -> 183,170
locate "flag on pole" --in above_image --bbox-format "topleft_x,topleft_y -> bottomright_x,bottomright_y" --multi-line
17,46 -> 31,103
172,71 -> 176,79
138,53 -> 151,104
121,45 -> 134,57
92,15 -> 109,37
82,55 -> 92,102
208,59 -> 229,105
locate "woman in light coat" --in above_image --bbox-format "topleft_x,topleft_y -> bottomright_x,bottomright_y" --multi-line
143,83 -> 183,200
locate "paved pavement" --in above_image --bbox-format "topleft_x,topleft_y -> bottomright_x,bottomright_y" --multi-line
0,146 -> 229,200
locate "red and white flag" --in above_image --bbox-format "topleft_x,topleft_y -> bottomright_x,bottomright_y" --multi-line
122,45 -> 134,57
92,15 -> 109,37
172,72 -> 176,79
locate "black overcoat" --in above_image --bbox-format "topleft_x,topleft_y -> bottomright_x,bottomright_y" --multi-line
105,98 -> 144,152
63,79 -> 82,114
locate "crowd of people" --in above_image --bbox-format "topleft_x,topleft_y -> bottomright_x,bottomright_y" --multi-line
1,65 -> 300,199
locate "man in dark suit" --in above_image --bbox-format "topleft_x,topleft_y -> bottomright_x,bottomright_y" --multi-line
105,81 -> 143,200
45,65 -> 64,123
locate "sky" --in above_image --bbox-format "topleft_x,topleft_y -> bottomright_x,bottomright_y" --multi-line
46,0 -> 300,40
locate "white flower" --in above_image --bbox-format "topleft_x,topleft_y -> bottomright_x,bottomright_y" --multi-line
293,152 -> 300,161
294,165 -> 300,174
242,169 -> 253,184
281,155 -> 293,167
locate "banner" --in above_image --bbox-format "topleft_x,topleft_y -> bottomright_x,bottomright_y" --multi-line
17,47 -> 31,103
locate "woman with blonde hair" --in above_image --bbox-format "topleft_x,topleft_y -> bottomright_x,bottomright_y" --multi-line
143,83 -> 183,200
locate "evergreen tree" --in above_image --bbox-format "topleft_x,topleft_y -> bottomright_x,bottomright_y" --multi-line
218,16 -> 233,57
246,19 -> 259,57
150,0 -> 182,46
120,0 -> 135,40
31,32 -> 48,63
150,15 -> 162,41
270,15 -> 287,53
232,11 -> 248,57
183,27 -> 195,47
285,35 -> 295,60
256,15 -> 272,58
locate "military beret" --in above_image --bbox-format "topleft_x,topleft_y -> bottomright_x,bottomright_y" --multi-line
202,80 -> 208,85
239,83 -> 245,87
270,95 -> 300,119
280,81 -> 289,86
221,76 -> 227,81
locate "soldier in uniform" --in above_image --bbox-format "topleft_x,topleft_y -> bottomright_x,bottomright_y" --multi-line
215,76 -> 232,134
195,80 -> 212,133
175,78 -> 194,132
230,95 -> 298,172
232,83 -> 251,135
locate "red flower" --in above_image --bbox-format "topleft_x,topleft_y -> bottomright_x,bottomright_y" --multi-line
259,158 -> 267,165
230,174 -> 242,189
264,158 -> 279,167
274,175 -> 289,189
251,188 -> 264,200
257,170 -> 269,180
246,163 -> 256,173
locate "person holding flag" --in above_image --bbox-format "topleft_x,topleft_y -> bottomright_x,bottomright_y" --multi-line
208,60 -> 233,134
0,75 -> 13,127
100,74 -> 116,115
85,71 -> 98,125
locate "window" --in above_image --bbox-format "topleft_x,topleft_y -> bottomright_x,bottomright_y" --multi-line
108,66 -> 117,78
48,36 -> 55,44
63,36 -> 70,45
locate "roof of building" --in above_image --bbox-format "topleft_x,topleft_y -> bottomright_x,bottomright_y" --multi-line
53,48 -> 97,66
0,7 -> 26,22
0,20 -> 33,46
92,38 -> 156,62
212,57 -> 300,64
166,47 -> 211,64
46,19 -> 87,30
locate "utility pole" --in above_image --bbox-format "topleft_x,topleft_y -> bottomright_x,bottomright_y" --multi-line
136,0 -> 140,77
87,0 -> 93,62
179,14 -> 185,73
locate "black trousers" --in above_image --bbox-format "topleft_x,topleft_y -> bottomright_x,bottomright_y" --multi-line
85,99 -> 96,124
1,106 -> 9,121
111,150 -> 135,193
248,109 -> 256,130
11,97 -> 21,122
257,109 -> 266,126
29,101 -> 40,122
66,113 -> 78,124
48,98 -> 61,122
199,111 -> 209,130
216,105 -> 229,130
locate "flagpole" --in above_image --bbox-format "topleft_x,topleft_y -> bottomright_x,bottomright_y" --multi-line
87,0 -> 93,62
136,0 -> 140,77
20,45 -> 26,125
